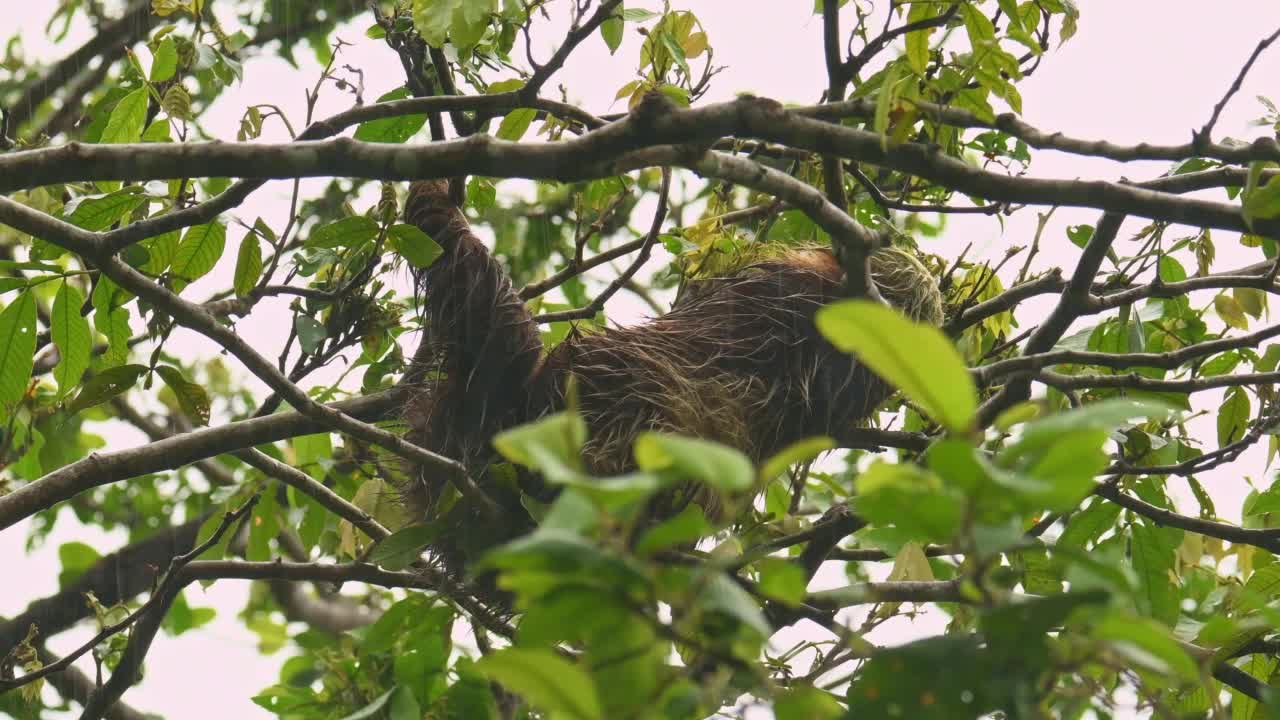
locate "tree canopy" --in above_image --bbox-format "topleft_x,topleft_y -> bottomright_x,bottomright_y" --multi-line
4,1 -> 1280,719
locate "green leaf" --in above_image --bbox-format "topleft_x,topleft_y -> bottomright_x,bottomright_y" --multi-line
100,87 -> 148,144
1245,175 -> 1280,220
1000,428 -> 1110,512
62,188 -> 146,231
295,315 -> 327,355
635,503 -> 711,555
1217,386 -> 1250,447
903,3 -> 935,74
633,432 -> 753,492
698,571 -> 772,637
756,557 -> 807,606
51,281 -> 91,398
171,222 -> 227,290
95,307 -> 132,368
816,299 -> 977,433
774,686 -> 843,720
1130,522 -> 1180,627
1092,611 -> 1198,681
847,635 -> 1008,717
151,36 -> 178,82
0,291 -> 37,415
142,230 -> 179,274
856,460 -> 963,543
308,216 -> 379,249
496,107 -> 537,141
600,7 -> 624,53
337,688 -> 395,720
387,223 -> 443,268
474,649 -> 602,720
57,541 -> 101,587
368,524 -> 442,571
155,365 -> 211,426
1003,398 -> 1174,464
758,435 -> 834,484
68,364 -> 148,415
493,412 -> 587,484
354,87 -> 428,143
233,230 -> 263,296
389,685 -> 421,720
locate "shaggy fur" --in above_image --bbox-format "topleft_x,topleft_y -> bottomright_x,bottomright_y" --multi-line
401,180 -> 944,581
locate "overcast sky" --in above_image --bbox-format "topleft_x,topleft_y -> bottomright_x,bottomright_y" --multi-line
5,2 -> 1280,718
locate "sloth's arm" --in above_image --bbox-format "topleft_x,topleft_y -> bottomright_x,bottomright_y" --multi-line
404,180 -> 544,459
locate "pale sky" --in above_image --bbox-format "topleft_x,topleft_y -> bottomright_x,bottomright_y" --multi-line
4,2 -> 1280,718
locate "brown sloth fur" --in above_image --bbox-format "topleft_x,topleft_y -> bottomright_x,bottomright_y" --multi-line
400,179 -> 944,583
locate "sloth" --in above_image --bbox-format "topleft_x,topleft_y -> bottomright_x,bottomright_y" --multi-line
398,179 -> 944,586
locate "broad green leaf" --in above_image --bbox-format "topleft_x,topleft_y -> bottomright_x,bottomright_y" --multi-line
600,6 -> 624,53
387,223 -> 443,268
774,686 -> 843,720
847,635 -> 1007,718
633,432 -> 753,492
856,460 -> 963,543
999,428 -> 1110,511
1217,386 -> 1250,447
816,299 -> 977,433
758,435 -> 834,484
368,524 -> 442,571
1129,522 -> 1180,626
62,188 -> 146,231
904,3 -> 935,74
993,401 -> 1041,432
100,87 -> 148,144
337,688 -> 395,720
155,365 -> 211,426
493,412 -> 587,484
233,230 -> 263,296
151,36 -> 178,82
354,87 -> 428,143
1092,611 -> 1198,681
756,557 -> 807,606
475,649 -> 601,720
51,281 -> 91,398
389,686 -> 420,720
363,595 -> 433,653
635,503 -> 711,555
496,107 -> 537,141
295,315 -> 326,355
171,222 -> 227,289
142,230 -> 179,274
1003,398 -> 1174,463
697,570 -> 772,637
1244,174 -> 1280,220
1057,497 -> 1123,550
57,541 -> 101,587
308,216 -> 379,249
68,364 -> 147,415
0,291 -> 37,415
95,306 -> 132,367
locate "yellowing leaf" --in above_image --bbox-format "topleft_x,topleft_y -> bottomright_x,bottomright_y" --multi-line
1214,293 -> 1249,330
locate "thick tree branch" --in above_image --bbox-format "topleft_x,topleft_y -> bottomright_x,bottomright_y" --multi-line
0,389 -> 404,532
1093,483 -> 1280,554
0,516 -> 207,659
978,319 -> 1280,381
976,213 -> 1125,425
7,95 -> 1280,244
